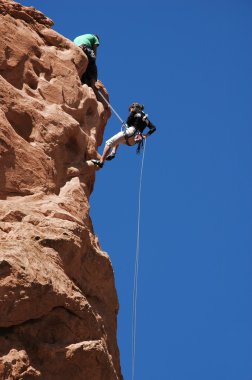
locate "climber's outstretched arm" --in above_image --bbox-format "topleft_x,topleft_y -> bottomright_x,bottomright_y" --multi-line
144,120 -> 156,138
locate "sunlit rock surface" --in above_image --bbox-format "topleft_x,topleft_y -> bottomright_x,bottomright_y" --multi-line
0,0 -> 122,379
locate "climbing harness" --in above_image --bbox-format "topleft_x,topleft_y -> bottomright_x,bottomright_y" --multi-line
124,128 -> 144,151
132,138 -> 147,380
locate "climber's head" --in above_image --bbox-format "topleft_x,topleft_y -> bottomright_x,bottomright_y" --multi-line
129,102 -> 144,112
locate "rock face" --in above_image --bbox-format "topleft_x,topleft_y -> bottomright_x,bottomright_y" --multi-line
0,1 -> 122,379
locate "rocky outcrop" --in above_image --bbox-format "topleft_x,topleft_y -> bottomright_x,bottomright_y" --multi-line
0,1 -> 122,379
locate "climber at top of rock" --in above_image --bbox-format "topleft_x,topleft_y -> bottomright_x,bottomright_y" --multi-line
73,33 -> 100,88
91,102 -> 157,168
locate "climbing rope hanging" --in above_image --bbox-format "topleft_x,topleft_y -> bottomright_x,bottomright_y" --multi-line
98,89 -> 147,379
132,138 -> 147,380
98,90 -> 124,124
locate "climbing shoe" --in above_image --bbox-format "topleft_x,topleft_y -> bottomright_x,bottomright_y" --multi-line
91,159 -> 104,168
106,153 -> 116,161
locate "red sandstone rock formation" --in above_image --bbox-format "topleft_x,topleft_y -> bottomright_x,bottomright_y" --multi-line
0,1 -> 122,379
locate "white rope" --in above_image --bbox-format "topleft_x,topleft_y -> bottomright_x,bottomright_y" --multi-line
98,90 -> 124,124
132,138 -> 147,380
97,90 -> 146,378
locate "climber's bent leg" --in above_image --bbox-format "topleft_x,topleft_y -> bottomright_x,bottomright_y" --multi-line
99,144 -> 111,164
106,144 -> 118,161
92,127 -> 136,167
99,131 -> 124,163
106,131 -> 125,148
106,126 -> 136,148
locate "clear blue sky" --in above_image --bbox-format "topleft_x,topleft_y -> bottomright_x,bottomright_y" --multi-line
19,1 -> 252,379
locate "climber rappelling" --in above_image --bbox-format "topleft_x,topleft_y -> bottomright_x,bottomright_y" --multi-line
91,102 -> 157,168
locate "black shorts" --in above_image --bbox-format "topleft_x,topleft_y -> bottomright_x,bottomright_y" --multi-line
80,45 -> 98,86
